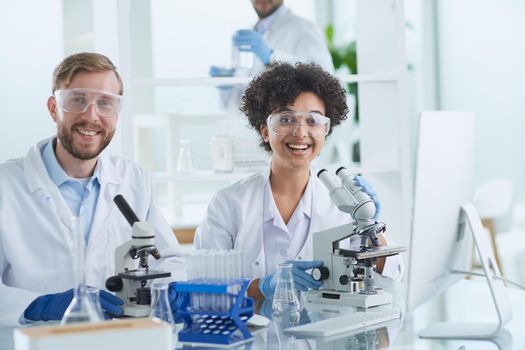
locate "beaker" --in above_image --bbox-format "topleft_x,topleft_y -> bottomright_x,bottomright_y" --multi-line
231,40 -> 254,74
150,282 -> 175,326
177,139 -> 194,173
272,263 -> 301,314
61,217 -> 102,325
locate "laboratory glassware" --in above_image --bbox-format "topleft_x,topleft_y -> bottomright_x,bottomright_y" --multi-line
61,217 -> 102,324
177,139 -> 194,173
272,263 -> 301,314
150,282 -> 175,325
86,286 -> 105,320
231,42 -> 254,73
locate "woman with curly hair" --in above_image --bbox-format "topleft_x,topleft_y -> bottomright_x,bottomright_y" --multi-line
195,63 -> 402,303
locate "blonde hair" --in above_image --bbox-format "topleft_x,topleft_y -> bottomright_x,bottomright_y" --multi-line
52,52 -> 123,94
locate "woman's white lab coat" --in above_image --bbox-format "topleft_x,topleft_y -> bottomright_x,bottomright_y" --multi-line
194,165 -> 402,280
0,138 -> 186,325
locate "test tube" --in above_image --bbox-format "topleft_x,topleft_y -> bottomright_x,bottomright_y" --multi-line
218,251 -> 227,311
212,251 -> 220,311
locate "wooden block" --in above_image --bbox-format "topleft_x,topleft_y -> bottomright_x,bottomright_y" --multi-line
14,318 -> 172,350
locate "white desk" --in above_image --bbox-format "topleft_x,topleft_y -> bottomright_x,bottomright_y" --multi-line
2,280 -> 524,349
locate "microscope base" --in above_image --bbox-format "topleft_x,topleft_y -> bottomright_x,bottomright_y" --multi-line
123,304 -> 150,317
306,289 -> 392,308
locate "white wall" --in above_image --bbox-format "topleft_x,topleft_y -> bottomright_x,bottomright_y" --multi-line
437,0 -> 525,202
0,0 -> 63,163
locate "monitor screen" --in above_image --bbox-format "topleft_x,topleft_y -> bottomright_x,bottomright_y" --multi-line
406,111 -> 475,312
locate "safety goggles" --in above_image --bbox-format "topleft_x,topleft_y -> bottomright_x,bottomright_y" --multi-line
54,88 -> 123,118
266,111 -> 331,138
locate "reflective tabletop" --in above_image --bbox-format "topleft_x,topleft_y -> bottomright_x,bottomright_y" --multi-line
2,280 -> 524,349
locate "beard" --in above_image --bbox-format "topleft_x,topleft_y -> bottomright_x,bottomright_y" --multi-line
57,121 -> 114,160
254,1 -> 281,19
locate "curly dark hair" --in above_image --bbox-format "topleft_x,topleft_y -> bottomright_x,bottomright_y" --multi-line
240,62 -> 349,152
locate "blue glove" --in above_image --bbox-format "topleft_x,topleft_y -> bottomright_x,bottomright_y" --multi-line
209,65 -> 235,77
233,29 -> 272,65
24,289 -> 124,321
259,260 -> 323,298
354,175 -> 381,218
168,282 -> 185,323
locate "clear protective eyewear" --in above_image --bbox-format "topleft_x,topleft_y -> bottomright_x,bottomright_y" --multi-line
54,88 -> 123,118
267,111 -> 331,138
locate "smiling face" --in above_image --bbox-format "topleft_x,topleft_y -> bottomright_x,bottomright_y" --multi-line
261,91 -> 327,172
47,70 -> 121,160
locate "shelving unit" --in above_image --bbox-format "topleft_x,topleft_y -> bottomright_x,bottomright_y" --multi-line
101,0 -> 411,245
133,74 -> 398,87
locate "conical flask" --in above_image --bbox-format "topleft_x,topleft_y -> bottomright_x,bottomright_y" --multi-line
61,217 -> 102,324
150,282 -> 175,325
272,263 -> 301,314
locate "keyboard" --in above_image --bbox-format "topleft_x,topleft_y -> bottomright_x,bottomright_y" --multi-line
284,309 -> 400,337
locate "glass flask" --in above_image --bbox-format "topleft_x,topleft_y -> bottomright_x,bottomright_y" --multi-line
86,287 -> 105,320
150,282 -> 175,326
272,310 -> 300,350
61,217 -> 102,325
272,263 -> 301,314
177,139 -> 194,173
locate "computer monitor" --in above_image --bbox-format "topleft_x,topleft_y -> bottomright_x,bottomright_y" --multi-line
406,111 -> 512,339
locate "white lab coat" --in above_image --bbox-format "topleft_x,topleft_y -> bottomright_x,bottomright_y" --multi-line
0,138 -> 186,325
253,6 -> 334,74
223,6 -> 335,111
194,165 -> 402,280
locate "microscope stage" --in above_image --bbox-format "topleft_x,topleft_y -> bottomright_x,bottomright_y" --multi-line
118,270 -> 171,281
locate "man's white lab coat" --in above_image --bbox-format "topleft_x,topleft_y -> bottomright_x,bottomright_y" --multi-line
252,6 -> 334,73
0,138 -> 186,325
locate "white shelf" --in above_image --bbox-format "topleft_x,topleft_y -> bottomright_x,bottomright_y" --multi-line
133,74 -> 398,87
153,170 -> 256,183
152,163 -> 400,184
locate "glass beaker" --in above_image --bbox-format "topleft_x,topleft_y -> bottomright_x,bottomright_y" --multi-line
150,282 -> 175,326
231,40 -> 254,75
177,139 -> 194,173
272,263 -> 301,314
61,217 -> 102,325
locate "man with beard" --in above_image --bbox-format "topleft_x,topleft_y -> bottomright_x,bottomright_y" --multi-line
0,52 -> 185,325
210,0 -> 333,78
210,0 -> 333,111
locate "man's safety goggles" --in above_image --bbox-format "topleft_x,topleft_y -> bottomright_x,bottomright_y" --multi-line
54,88 -> 123,118
266,111 -> 331,138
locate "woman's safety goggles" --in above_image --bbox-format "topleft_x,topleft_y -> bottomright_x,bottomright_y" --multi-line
267,111 -> 331,138
54,88 -> 123,118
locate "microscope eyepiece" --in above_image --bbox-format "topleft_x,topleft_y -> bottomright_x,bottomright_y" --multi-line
114,194 -> 140,226
335,166 -> 346,175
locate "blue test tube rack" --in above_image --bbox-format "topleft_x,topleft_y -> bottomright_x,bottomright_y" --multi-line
174,279 -> 254,346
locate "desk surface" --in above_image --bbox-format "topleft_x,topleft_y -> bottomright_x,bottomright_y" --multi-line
2,279 -> 524,349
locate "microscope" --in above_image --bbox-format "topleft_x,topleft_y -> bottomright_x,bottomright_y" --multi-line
105,194 -> 171,317
306,167 -> 406,308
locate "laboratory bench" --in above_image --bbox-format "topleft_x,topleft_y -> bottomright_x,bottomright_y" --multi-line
2,279 -> 524,349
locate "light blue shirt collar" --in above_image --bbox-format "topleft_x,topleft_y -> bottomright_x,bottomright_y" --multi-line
41,138 -> 101,188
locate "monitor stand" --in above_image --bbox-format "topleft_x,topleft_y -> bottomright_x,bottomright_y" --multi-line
419,203 -> 513,339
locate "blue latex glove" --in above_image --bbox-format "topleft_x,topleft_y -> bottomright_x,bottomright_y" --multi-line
233,29 -> 272,65
24,289 -> 124,321
209,65 -> 235,77
259,260 -> 323,298
168,282 -> 185,323
354,175 -> 381,218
